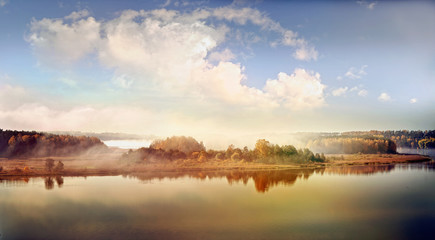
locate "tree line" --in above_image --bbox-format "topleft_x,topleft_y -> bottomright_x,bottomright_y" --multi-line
341,130 -> 435,149
121,136 -> 326,164
0,129 -> 107,158
306,136 -> 397,154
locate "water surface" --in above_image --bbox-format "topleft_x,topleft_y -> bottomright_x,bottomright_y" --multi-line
1,163 -> 435,239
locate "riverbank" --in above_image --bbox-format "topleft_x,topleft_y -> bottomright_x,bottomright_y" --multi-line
0,153 -> 432,178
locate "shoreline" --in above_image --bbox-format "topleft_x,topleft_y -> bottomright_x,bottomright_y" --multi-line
0,153 -> 432,178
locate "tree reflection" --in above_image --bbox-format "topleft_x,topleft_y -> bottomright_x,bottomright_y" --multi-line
324,165 -> 396,176
1,162 -> 434,192
55,176 -> 64,188
44,177 -> 54,190
127,163 -> 434,192
0,177 -> 29,187
44,176 -> 64,190
128,169 -> 323,193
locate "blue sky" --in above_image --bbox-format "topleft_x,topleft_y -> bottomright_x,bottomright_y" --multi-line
0,0 -> 434,146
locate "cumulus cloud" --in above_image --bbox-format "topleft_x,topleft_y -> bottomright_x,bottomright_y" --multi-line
332,87 -> 348,97
358,89 -> 368,97
293,45 -> 318,61
410,98 -> 418,104
264,69 -> 326,110
208,49 -> 236,62
27,15 -> 100,66
344,65 -> 367,79
357,1 -> 377,10
212,6 -> 318,61
27,8 -> 325,111
65,10 -> 90,20
348,85 -> 368,97
378,92 -> 391,102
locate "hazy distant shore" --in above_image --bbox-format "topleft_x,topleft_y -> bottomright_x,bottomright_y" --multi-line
0,153 -> 431,178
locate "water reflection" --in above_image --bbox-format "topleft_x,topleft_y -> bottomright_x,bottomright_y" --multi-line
128,169 -> 321,192
397,161 -> 435,171
1,162 -> 435,192
0,176 -> 64,190
44,176 -> 64,190
2,164 -> 435,240
0,177 -> 30,187
324,165 -> 396,176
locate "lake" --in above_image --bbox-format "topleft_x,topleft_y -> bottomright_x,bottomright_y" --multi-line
1,162 -> 435,240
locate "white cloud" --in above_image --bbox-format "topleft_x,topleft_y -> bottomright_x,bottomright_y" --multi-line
358,89 -> 368,97
0,104 -> 161,133
212,6 -> 318,61
161,0 -> 171,7
348,85 -> 368,97
98,9 -> 227,93
281,30 -> 303,47
65,10 -> 90,20
27,8 -> 325,111
332,87 -> 348,97
344,65 -> 367,80
378,92 -> 391,102
212,7 -> 278,29
27,16 -> 101,66
357,1 -> 377,10
293,45 -> 318,61
192,61 -> 276,107
410,98 -> 418,104
264,69 -> 326,110
208,49 -> 235,62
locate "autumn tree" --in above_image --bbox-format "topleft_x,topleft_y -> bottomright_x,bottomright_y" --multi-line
255,139 -> 272,157
150,136 -> 205,154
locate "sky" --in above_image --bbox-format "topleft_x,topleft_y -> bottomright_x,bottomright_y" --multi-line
0,0 -> 434,147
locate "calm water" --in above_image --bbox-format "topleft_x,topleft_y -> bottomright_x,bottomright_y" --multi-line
1,163 -> 435,240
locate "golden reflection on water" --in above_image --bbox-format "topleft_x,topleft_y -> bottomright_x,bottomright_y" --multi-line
127,169 -> 321,193
2,162 -> 433,192
1,162 -> 435,240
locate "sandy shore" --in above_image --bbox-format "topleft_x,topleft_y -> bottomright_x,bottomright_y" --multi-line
0,153 -> 432,178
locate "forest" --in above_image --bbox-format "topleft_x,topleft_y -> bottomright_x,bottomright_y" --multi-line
0,129 -> 107,158
340,130 -> 435,149
121,136 -> 326,164
306,136 -> 397,154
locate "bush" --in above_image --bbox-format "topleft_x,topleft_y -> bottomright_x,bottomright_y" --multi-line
215,152 -> 224,160
54,161 -> 64,172
231,152 -> 240,161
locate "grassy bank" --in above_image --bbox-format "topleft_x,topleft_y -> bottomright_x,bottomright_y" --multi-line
0,153 -> 432,178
